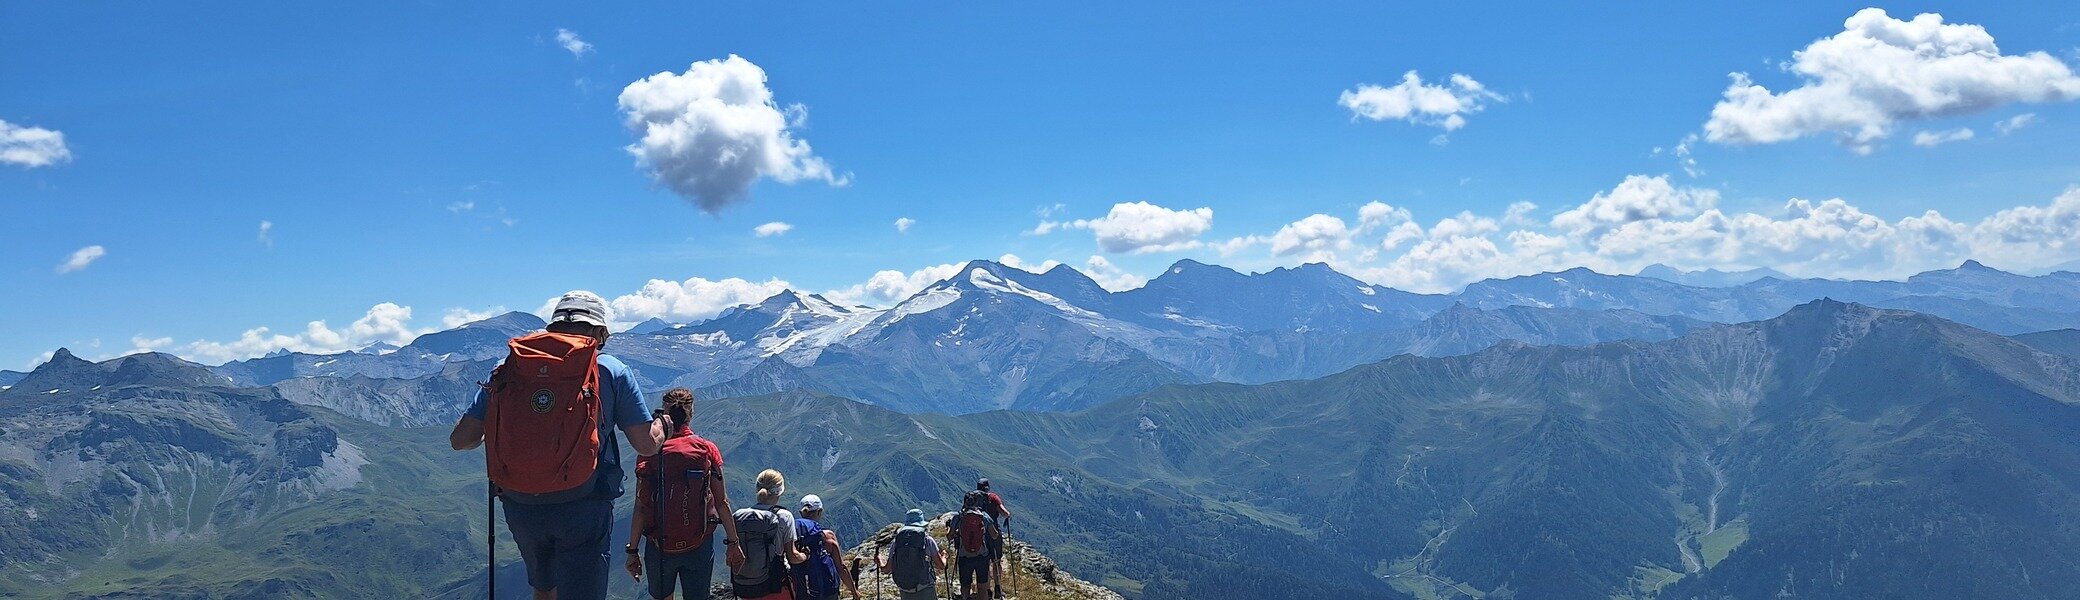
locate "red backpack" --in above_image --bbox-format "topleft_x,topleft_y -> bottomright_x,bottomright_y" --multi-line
637,429 -> 718,554
483,332 -> 603,499
954,509 -> 993,557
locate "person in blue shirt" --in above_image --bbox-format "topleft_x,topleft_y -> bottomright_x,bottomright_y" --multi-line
449,290 -> 667,600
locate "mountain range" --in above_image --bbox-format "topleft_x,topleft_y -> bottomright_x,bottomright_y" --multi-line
8,299 -> 2080,598
142,258 -> 2080,419
12,257 -> 2080,599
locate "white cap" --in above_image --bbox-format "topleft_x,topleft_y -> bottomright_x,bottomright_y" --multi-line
800,494 -> 824,513
550,290 -> 610,328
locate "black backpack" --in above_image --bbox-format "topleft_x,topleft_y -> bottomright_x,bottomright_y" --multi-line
889,525 -> 936,592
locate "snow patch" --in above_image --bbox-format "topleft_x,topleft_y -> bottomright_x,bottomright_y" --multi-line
912,419 -> 941,441
821,446 -> 843,472
1359,286 -> 1377,296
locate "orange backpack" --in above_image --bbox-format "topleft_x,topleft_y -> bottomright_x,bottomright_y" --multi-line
484,331 -> 603,500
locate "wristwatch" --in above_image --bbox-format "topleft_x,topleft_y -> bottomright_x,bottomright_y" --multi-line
625,544 -> 639,555
724,538 -> 739,546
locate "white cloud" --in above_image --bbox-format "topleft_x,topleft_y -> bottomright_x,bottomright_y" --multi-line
1912,128 -> 1976,147
1550,175 -> 1718,237
1215,235 -> 1264,256
130,335 -> 172,352
754,221 -> 794,237
1704,8 -> 2080,153
1064,201 -> 1214,254
1502,201 -> 1539,227
1270,214 -> 1352,257
1082,256 -> 1148,291
448,201 -> 476,213
894,217 -> 915,233
441,307 -> 507,329
554,28 -> 593,58
1339,71 -> 1503,135
619,55 -> 843,213
606,276 -> 793,326
1357,201 -> 1413,233
996,254 -> 1061,274
177,303 -> 435,364
0,119 -> 71,168
1027,221 -> 1062,235
257,220 -> 274,248
1673,134 -> 1703,177
821,263 -> 962,306
55,245 -> 105,274
1996,113 -> 2039,134
1210,174 -> 2080,293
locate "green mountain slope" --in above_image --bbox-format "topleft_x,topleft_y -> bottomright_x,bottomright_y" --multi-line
10,301 -> 2080,599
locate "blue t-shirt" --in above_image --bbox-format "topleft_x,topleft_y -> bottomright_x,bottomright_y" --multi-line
466,353 -> 651,500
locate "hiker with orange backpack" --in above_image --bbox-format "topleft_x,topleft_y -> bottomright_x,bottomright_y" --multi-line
625,388 -> 749,600
948,490 -> 1002,600
448,290 -> 668,600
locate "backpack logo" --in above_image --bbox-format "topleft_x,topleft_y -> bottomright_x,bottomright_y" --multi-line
530,389 -> 555,413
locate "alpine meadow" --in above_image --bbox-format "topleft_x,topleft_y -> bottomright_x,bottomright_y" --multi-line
8,3 -> 2080,600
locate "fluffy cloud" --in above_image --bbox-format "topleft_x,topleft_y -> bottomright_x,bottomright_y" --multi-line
441,307 -> 506,329
619,55 -> 843,213
754,221 -> 794,237
257,220 -> 274,248
1270,214 -> 1352,257
1082,256 -> 1148,291
996,253 -> 1061,273
606,276 -> 793,326
554,28 -> 593,58
894,217 -> 915,233
1551,175 -> 1719,236
1061,201 -> 1215,254
821,263 -> 962,306
1704,9 -> 2080,153
0,119 -> 71,168
1996,113 -> 2038,134
55,245 -> 105,274
1340,71 -> 1503,133
1912,128 -> 1975,147
177,303 -> 437,364
1217,175 -> 2080,293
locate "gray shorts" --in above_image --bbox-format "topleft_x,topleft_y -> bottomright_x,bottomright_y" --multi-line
899,587 -> 938,600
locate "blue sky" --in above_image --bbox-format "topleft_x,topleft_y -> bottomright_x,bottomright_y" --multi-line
6,1 -> 2080,367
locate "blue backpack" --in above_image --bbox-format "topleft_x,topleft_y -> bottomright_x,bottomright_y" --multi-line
792,516 -> 841,600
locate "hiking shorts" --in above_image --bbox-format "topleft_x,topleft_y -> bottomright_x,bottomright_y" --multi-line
958,555 -> 992,591
988,535 -> 1004,560
503,497 -> 613,600
644,535 -> 716,600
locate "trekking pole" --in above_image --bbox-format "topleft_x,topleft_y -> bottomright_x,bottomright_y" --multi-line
486,481 -> 496,600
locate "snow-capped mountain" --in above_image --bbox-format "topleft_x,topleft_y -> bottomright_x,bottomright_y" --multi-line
148,257 -> 2080,417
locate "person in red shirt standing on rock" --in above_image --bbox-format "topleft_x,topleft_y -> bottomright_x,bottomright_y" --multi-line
976,478 -> 1014,599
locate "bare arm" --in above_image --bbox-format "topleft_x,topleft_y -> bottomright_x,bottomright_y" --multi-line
826,531 -> 857,597
621,419 -> 666,457
710,469 -> 747,569
448,416 -> 484,450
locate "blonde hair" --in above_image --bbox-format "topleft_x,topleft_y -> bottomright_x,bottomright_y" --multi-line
755,469 -> 786,503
